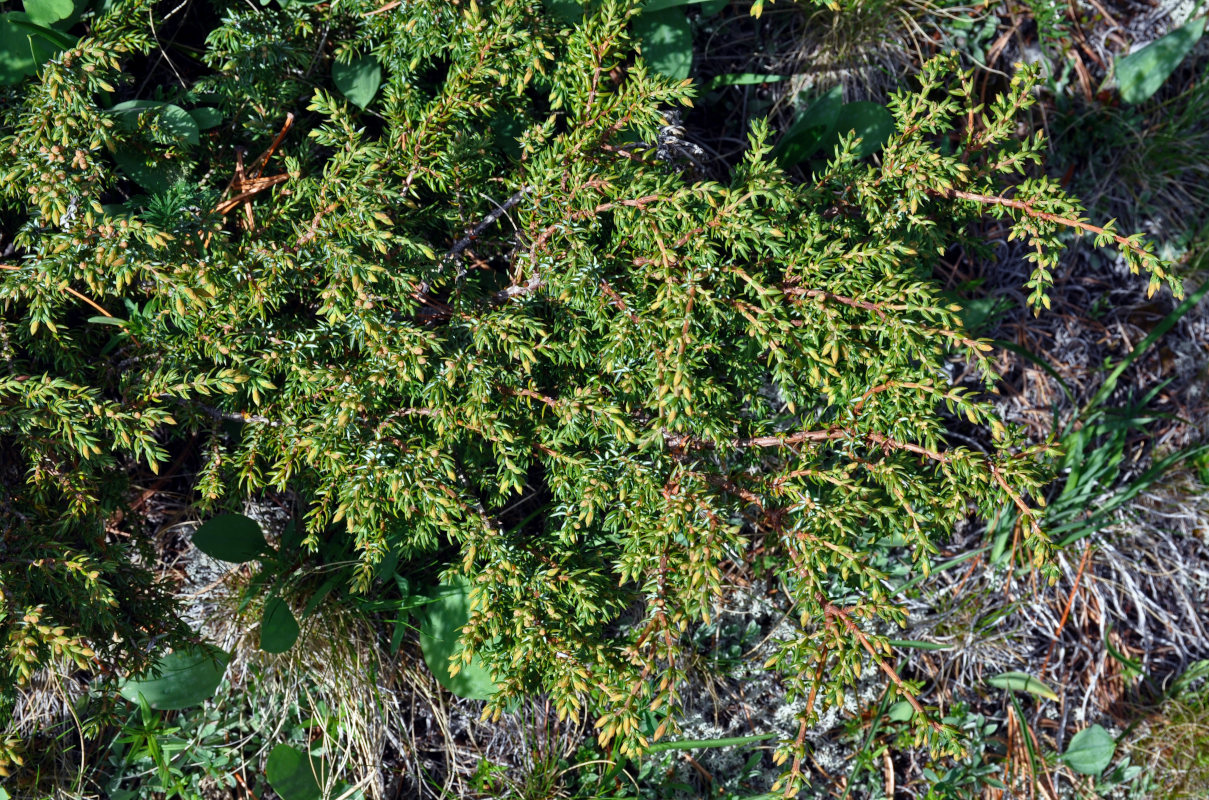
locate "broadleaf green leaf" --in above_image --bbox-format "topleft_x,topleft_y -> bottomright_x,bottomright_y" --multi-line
265,744 -> 325,800
333,54 -> 381,110
260,596 -> 300,653
111,145 -> 188,195
643,0 -> 723,11
188,106 -> 223,131
827,100 -> 895,159
634,7 -> 692,80
118,648 -> 229,710
1116,17 -> 1206,104
419,576 -> 497,700
774,86 -> 842,167
544,0 -> 583,23
22,0 -> 73,26
1061,724 -> 1116,775
192,513 -> 271,563
986,671 -> 1059,701
0,13 -> 39,85
110,101 -> 200,146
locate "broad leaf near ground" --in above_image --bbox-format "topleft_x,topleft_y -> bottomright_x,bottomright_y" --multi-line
827,100 -> 895,159
0,11 -> 76,85
265,744 -> 326,800
188,106 -> 223,130
192,513 -> 271,563
110,100 -> 200,146
419,576 -> 498,700
544,0 -> 583,23
1116,17 -> 1207,104
634,7 -> 692,80
260,595 -> 301,653
774,86 -> 842,167
118,648 -> 229,709
23,0 -> 73,26
0,13 -> 39,84
643,0 -> 724,11
111,145 -> 189,195
333,54 -> 381,109
1062,724 -> 1116,775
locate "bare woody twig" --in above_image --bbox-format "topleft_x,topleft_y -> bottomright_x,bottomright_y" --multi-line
446,186 -> 533,262
415,187 -> 534,296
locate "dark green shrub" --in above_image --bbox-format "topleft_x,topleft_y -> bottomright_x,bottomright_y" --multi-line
0,0 -> 1180,792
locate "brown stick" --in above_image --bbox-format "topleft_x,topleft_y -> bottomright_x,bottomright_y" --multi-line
1040,541 -> 1093,679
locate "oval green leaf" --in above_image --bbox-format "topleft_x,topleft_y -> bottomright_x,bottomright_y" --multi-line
634,7 -> 692,80
0,13 -> 39,85
419,577 -> 497,700
985,671 -> 1059,701
22,0 -> 73,26
886,700 -> 915,722
192,513 -> 270,563
1116,17 -> 1206,105
188,106 -> 223,131
774,86 -> 842,167
1062,724 -> 1116,775
265,744 -> 325,800
826,101 -> 895,159
333,54 -> 381,110
118,648 -> 229,710
110,100 -> 200,146
260,595 -> 300,653
112,145 -> 191,195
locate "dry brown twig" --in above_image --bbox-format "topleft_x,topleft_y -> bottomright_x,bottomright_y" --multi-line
208,113 -> 295,239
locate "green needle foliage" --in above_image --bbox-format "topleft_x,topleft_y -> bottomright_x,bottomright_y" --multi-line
0,0 -> 1181,791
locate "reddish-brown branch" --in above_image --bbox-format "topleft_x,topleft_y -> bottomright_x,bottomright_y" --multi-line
669,425 -> 952,465
990,464 -> 1043,539
212,173 -> 289,216
364,0 -> 399,15
938,187 -> 1151,259
599,279 -> 640,323
294,200 -> 340,250
529,194 -> 662,255
1040,541 -> 1093,680
822,599 -> 942,730
783,287 -> 908,320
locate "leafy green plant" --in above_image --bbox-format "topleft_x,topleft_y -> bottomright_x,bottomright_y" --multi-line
774,85 -> 895,169
1061,724 -> 1116,776
101,690 -> 244,800
989,277 -> 1209,561
1116,12 -> 1207,104
0,0 -> 1185,794
985,672 -> 1059,702
418,576 -> 498,701
118,648 -> 230,710
0,0 -> 80,86
191,513 -> 304,654
265,743 -> 332,800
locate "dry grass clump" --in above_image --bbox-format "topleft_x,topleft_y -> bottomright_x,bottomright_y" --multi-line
1130,681 -> 1209,799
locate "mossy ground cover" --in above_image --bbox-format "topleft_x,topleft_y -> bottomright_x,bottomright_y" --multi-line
2,0 -> 1208,798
